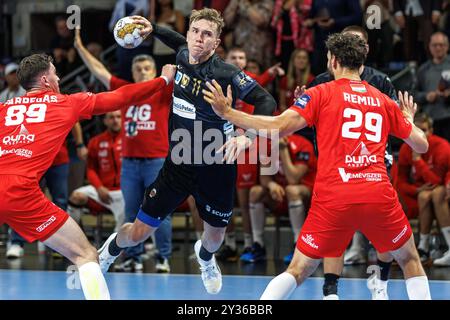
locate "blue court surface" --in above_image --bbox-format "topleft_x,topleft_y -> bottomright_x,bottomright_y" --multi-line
0,269 -> 449,300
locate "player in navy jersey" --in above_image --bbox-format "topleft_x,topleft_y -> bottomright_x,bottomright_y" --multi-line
98,8 -> 276,294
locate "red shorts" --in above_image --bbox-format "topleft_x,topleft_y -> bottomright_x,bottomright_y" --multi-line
236,163 -> 258,189
0,175 -> 69,242
297,200 -> 412,259
397,191 -> 418,219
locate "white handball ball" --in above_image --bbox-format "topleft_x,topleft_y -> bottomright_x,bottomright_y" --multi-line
113,16 -> 145,49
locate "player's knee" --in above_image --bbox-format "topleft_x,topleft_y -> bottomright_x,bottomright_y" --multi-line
70,191 -> 87,205
417,190 -> 432,204
249,185 -> 265,202
285,185 -> 301,201
431,185 -> 445,204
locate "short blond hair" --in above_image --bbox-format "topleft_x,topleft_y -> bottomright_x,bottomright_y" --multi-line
189,8 -> 224,37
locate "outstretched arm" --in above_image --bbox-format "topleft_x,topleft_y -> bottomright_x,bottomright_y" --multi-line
93,64 -> 176,114
203,80 -> 307,137
74,28 -> 112,89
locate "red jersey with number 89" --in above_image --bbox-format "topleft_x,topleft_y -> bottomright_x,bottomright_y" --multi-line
0,90 -> 95,179
289,79 -> 412,205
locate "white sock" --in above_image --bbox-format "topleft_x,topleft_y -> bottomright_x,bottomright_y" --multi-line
288,200 -> 305,242
249,202 -> 265,247
441,227 -> 450,248
260,272 -> 297,300
349,231 -> 365,251
67,205 -> 82,224
78,262 -> 110,300
405,276 -> 431,300
225,232 -> 236,250
244,233 -> 253,248
418,233 -> 430,252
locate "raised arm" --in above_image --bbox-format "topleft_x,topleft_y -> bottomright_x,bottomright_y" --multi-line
131,16 -> 186,52
74,29 -> 112,89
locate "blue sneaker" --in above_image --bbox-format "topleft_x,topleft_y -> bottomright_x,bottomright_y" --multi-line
240,242 -> 266,263
283,251 -> 293,265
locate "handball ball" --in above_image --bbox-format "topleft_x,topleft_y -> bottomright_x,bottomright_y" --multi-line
114,16 -> 145,49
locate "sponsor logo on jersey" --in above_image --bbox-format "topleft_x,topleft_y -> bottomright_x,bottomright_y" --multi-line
0,146 -> 33,158
36,215 -> 56,233
223,121 -> 234,135
175,71 -> 182,85
149,188 -> 157,198
2,124 -> 35,146
345,141 -> 377,167
242,173 -> 252,181
392,225 -> 408,244
233,71 -> 255,92
98,150 -> 108,157
301,234 -> 318,249
338,168 -> 382,183
173,96 -> 196,120
99,141 -> 109,148
294,94 -> 311,109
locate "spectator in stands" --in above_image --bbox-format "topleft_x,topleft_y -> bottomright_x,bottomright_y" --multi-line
85,42 -> 106,93
150,0 -> 185,73
246,59 -> 262,76
241,134 -> 316,264
278,49 -> 315,112
414,31 -> 450,141
394,0 -> 443,64
397,113 -> 450,264
0,63 -> 25,102
74,29 -> 173,273
304,0 -> 362,75
68,111 -> 125,232
224,0 -> 274,69
50,16 -> 79,78
271,0 -> 313,70
215,47 -> 284,262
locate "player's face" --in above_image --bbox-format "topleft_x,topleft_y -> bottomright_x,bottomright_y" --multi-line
132,60 -> 156,83
326,51 -> 336,76
104,111 -> 122,133
227,50 -> 247,69
42,63 -> 60,93
187,19 -> 220,62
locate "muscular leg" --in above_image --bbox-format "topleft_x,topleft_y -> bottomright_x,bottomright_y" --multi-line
44,217 -> 110,300
389,235 -> 431,299
261,248 -> 321,299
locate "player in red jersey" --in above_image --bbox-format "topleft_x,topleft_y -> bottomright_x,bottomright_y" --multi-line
0,53 -> 175,299
204,33 -> 431,299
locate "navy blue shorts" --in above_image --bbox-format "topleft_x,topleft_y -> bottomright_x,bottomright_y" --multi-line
138,158 -> 236,228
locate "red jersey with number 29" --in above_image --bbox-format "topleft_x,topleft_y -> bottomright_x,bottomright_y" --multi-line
289,79 -> 412,205
0,90 -> 95,179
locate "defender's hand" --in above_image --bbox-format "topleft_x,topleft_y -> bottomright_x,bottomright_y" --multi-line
217,135 -> 253,163
203,80 -> 233,118
161,64 -> 176,83
294,85 -> 306,100
398,91 -> 417,122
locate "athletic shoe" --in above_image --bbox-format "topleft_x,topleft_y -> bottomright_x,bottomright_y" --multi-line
155,256 -> 171,273
323,294 -> 339,300
240,242 -> 266,263
433,250 -> 450,267
418,248 -> 430,263
98,232 -> 120,273
216,245 -> 238,262
114,257 -> 143,272
194,240 -> 222,294
343,248 -> 367,265
367,274 -> 389,300
6,244 -> 24,259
